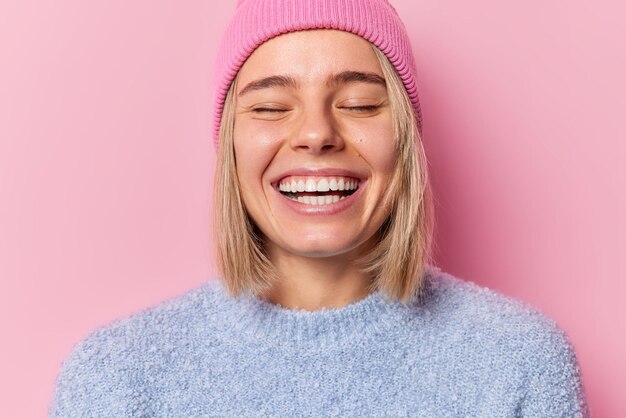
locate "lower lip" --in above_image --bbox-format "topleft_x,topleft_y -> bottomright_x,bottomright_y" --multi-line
274,182 -> 366,216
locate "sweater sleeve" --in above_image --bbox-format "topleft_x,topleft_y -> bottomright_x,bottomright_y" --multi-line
48,330 -> 149,418
519,321 -> 590,418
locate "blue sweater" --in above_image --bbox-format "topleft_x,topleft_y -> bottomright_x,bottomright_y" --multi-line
49,266 -> 589,417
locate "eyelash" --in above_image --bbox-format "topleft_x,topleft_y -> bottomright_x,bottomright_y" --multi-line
252,108 -> 285,113
251,105 -> 380,113
344,105 -> 380,112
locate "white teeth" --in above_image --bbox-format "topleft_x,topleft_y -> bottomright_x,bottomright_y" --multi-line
294,195 -> 346,205
317,178 -> 329,192
305,179 -> 317,192
279,176 -> 358,192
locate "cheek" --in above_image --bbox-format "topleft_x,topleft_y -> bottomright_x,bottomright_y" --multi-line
233,120 -> 282,200
235,119 -> 284,151
348,120 -> 397,177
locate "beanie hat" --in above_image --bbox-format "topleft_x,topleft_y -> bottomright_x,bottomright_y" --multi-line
211,0 -> 422,147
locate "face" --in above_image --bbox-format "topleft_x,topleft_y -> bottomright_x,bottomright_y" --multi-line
233,29 -> 397,260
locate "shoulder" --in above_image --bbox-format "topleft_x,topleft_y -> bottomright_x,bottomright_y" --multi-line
422,267 -> 582,362
48,279 -> 224,417
422,266 -> 574,347
73,279 -> 222,352
418,267 -> 589,416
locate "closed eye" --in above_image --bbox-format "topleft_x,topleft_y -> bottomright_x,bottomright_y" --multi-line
252,107 -> 286,113
251,105 -> 380,113
343,105 -> 380,112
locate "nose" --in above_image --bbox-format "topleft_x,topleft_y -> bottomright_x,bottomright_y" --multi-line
289,103 -> 344,154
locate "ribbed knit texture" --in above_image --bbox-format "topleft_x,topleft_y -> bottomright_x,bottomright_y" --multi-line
211,0 -> 423,148
49,266 -> 589,417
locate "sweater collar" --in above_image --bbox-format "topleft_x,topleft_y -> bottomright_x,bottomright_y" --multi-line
206,278 -> 417,350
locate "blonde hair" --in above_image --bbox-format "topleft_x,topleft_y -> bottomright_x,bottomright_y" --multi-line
213,43 -> 436,304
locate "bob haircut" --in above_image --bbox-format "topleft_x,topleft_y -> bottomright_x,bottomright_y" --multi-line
214,42 -> 436,304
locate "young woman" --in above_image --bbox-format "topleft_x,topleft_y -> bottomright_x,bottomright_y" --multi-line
49,0 -> 589,416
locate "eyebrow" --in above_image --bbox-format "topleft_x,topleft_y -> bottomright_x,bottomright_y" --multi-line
237,71 -> 386,97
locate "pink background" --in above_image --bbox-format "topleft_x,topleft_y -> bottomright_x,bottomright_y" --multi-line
1,0 -> 624,416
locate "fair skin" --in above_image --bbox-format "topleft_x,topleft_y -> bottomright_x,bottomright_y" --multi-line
233,30 -> 397,310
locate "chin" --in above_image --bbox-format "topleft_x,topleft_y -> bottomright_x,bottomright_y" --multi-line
279,235 -> 369,259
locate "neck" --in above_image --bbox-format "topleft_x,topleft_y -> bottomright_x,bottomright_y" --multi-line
260,242 -> 375,311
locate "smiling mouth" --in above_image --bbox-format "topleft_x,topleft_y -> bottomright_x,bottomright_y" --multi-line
276,176 -> 360,205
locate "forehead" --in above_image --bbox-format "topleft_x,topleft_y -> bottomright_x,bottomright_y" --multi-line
236,29 -> 383,85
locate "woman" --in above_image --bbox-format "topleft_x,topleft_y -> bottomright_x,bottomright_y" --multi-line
49,0 -> 589,416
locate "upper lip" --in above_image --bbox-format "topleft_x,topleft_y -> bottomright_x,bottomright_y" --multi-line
270,167 -> 368,186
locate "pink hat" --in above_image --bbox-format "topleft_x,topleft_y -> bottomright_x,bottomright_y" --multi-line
212,0 -> 422,147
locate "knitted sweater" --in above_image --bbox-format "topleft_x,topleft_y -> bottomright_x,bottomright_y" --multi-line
48,266 -> 589,417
